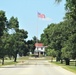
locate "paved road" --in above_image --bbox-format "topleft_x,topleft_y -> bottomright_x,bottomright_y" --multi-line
0,59 -> 76,75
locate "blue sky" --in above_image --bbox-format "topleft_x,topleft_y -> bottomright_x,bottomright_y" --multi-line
0,0 -> 66,40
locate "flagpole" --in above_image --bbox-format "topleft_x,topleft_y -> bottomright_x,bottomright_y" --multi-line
36,12 -> 39,44
36,12 -> 46,43
36,21 -> 38,43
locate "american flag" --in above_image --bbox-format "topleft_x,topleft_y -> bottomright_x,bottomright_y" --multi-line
38,12 -> 45,18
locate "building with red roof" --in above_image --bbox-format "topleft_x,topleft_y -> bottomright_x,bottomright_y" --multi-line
34,43 -> 46,57
35,43 -> 43,47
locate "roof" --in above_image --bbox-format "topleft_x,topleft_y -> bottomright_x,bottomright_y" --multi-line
35,43 -> 43,47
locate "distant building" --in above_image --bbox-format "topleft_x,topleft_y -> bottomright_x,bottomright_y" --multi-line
34,43 -> 46,57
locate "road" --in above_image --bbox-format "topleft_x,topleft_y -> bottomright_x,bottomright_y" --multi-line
0,58 -> 76,75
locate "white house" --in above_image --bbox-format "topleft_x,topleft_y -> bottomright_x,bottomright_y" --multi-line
34,43 -> 46,57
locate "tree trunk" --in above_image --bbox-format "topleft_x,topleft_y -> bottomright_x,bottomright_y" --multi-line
75,59 -> 76,66
51,57 -> 53,62
2,57 -> 4,65
65,58 -> 70,65
61,59 -> 63,64
14,54 -> 17,62
56,56 -> 60,62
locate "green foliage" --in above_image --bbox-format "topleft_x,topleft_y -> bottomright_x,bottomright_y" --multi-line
0,10 -> 28,64
46,49 -> 56,57
61,46 -> 72,59
65,0 -> 76,21
41,0 -> 76,64
8,16 -> 19,30
0,10 -> 7,36
41,20 -> 76,62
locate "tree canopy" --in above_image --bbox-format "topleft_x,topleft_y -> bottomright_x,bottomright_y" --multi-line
41,0 -> 76,65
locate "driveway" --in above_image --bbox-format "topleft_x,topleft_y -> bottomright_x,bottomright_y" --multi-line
0,58 -> 76,75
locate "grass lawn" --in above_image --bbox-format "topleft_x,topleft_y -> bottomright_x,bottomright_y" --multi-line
51,61 -> 76,74
0,56 -> 29,66
17,56 -> 29,60
62,66 -> 76,73
0,60 -> 19,66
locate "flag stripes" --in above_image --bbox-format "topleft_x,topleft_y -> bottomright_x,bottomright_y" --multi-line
38,12 -> 45,18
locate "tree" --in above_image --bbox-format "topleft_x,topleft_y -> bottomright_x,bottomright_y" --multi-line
55,0 -> 76,65
41,23 -> 64,61
8,16 -> 19,31
11,29 -> 28,62
0,10 -> 9,65
0,33 -> 9,65
46,49 -> 56,62
0,10 -> 28,64
26,36 -> 37,55
16,29 -> 28,56
0,10 -> 7,37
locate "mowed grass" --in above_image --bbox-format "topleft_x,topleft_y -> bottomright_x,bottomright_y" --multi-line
0,60 -> 17,66
51,61 -> 76,74
17,56 -> 29,60
0,56 -> 29,66
63,66 -> 76,73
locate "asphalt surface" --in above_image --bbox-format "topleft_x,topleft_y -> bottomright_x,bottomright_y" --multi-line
0,59 -> 76,75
